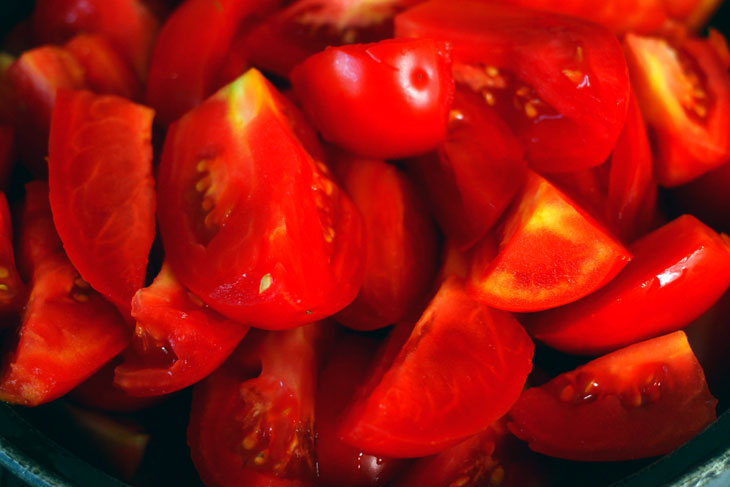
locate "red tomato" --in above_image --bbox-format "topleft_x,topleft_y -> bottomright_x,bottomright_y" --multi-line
114,262 -> 250,397
158,68 -> 364,329
145,0 -> 279,127
31,0 -> 159,81
527,215 -> 730,355
508,331 -> 717,461
409,87 -> 526,250
316,332 -> 403,485
624,32 -> 730,186
338,278 -> 534,457
291,38 -> 454,159
468,171 -> 632,312
244,0 -> 422,78
188,324 -> 333,487
65,34 -> 143,100
396,0 -> 630,172
48,89 -> 156,315
0,182 -> 130,406
331,153 -> 438,330
0,191 -> 25,318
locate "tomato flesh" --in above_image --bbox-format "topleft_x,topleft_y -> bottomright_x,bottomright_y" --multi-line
339,278 -> 534,457
509,331 -> 717,461
158,68 -> 364,329
0,191 -> 25,318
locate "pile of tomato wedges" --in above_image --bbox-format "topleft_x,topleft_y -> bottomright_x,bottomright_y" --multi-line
1,0 -> 730,485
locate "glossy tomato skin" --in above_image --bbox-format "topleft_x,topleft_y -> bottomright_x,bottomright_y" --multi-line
468,171 -> 632,312
48,89 -> 156,316
158,68 -> 364,330
145,0 -> 278,126
409,87 -> 526,250
31,0 -> 160,81
114,262 -> 250,397
0,182 -> 130,406
244,0 -> 421,78
396,0 -> 630,172
527,215 -> 730,355
339,278 -> 534,458
188,324 -> 333,487
332,153 -> 438,330
316,332 -> 403,485
624,32 -> 730,187
509,331 -> 717,461
291,38 -> 454,159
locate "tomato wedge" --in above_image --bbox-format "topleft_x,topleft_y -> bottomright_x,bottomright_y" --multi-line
527,215 -> 730,355
114,262 -> 250,397
339,278 -> 534,457
48,89 -> 155,315
468,171 -> 631,312
396,0 -> 630,172
509,331 -> 717,461
0,182 -> 129,406
291,38 -> 454,159
332,153 -> 438,330
158,68 -> 364,329
624,32 -> 730,186
188,324 -> 332,487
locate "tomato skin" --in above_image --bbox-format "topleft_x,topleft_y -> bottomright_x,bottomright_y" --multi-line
332,153 -> 438,330
468,171 -> 632,312
188,324 -> 332,487
158,69 -> 364,330
114,262 -> 250,397
291,38 -> 454,159
508,331 -> 717,461
48,89 -> 156,315
31,0 -> 160,81
396,0 -> 630,173
0,182 -> 130,407
527,215 -> 730,356
624,33 -> 730,187
339,278 -> 534,458
145,0 -> 278,127
409,87 -> 526,250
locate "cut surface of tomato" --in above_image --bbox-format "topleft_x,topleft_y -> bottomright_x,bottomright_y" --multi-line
291,37 -> 454,159
48,89 -> 156,315
158,68 -> 364,329
339,278 -> 534,457
468,171 -> 632,312
508,331 -> 717,461
114,262 -> 250,397
527,215 -> 730,355
396,0 -> 630,172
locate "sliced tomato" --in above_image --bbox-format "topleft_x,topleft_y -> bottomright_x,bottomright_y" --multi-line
31,0 -> 159,81
468,171 -> 631,312
316,332 -> 403,486
0,191 -> 26,318
0,182 -> 130,406
331,153 -> 438,330
396,0 -> 630,172
158,68 -> 364,329
339,278 -> 534,457
408,87 -> 526,250
48,89 -> 155,315
65,34 -> 143,100
145,0 -> 278,127
244,0 -> 421,78
188,324 -> 333,487
114,262 -> 250,397
291,38 -> 453,159
624,32 -> 730,186
70,357 -> 162,413
526,215 -> 730,355
508,331 -> 717,461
